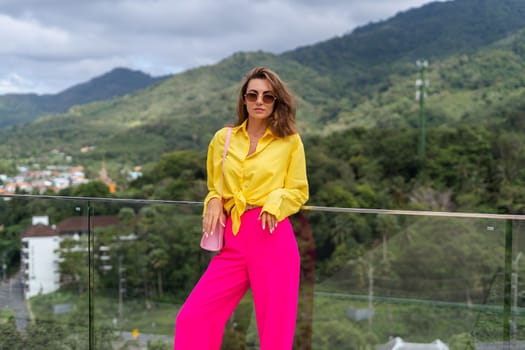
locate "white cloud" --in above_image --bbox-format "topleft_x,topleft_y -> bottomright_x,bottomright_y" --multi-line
0,0 -> 440,94
0,72 -> 46,94
0,14 -> 70,55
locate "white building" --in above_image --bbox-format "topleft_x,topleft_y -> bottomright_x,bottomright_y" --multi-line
21,215 -> 119,299
21,216 -> 61,298
377,337 -> 449,350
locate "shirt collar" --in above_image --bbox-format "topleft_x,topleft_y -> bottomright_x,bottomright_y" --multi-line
234,119 -> 275,138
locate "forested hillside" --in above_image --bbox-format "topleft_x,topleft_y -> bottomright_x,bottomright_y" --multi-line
0,0 -> 524,178
284,0 -> 525,71
0,68 -> 168,128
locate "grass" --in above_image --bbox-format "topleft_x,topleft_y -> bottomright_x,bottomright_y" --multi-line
0,307 -> 16,324
118,299 -> 178,335
29,291 -> 179,335
29,288 -> 518,340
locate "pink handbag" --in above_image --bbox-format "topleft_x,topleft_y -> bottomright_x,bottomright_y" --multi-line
200,127 -> 232,251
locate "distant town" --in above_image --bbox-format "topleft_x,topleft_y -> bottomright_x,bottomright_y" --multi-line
0,148 -> 142,195
0,164 -> 89,194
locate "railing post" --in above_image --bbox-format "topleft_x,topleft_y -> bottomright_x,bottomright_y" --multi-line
502,219 -> 513,345
88,202 -> 95,350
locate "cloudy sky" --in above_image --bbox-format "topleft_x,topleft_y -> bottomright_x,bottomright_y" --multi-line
0,0 -> 443,95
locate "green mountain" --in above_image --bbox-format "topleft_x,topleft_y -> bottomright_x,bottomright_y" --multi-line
285,0 -> 525,71
0,67 -> 169,128
1,0 -> 525,175
0,54 -> 327,169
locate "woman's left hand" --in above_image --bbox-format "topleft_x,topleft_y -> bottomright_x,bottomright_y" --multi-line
259,211 -> 278,234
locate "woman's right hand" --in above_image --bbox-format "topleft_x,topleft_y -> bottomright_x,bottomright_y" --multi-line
202,197 -> 225,237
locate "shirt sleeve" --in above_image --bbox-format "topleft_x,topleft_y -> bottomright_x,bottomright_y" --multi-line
262,134 -> 309,221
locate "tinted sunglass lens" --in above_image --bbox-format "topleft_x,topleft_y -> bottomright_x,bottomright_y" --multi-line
262,95 -> 276,104
245,93 -> 257,102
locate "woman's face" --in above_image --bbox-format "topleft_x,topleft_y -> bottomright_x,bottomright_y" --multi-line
244,78 -> 276,121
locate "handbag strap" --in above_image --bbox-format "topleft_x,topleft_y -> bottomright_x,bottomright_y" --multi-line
220,127 -> 232,198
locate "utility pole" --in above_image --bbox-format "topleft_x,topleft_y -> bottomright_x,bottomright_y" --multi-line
119,255 -> 126,319
416,60 -> 429,161
512,252 -> 522,338
368,261 -> 374,332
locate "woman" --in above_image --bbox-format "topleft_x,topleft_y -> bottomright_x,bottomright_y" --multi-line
174,67 -> 309,350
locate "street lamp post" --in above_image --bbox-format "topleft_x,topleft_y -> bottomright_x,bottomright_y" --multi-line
2,258 -> 6,282
416,60 -> 429,162
2,249 -> 12,282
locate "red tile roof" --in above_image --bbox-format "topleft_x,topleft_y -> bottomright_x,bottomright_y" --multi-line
56,216 -> 119,234
22,224 -> 56,238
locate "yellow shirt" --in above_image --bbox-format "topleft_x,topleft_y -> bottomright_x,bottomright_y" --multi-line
204,120 -> 309,234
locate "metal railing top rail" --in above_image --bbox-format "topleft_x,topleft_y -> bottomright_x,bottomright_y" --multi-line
1,193 -> 525,221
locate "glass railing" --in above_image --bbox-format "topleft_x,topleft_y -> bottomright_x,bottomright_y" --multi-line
1,193 -> 524,349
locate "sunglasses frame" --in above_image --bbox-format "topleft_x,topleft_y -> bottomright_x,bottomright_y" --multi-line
244,92 -> 277,104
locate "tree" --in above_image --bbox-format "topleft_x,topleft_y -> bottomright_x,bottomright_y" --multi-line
148,246 -> 170,298
61,180 -> 111,198
57,236 -> 90,293
0,316 -> 23,350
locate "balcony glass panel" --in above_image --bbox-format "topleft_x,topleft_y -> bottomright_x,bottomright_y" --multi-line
0,196 -> 92,348
1,194 -> 524,349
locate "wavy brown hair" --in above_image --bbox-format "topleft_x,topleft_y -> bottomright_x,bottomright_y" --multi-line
235,67 -> 297,137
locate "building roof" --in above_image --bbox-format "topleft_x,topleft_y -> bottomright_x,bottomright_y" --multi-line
56,216 -> 119,234
22,224 -> 57,238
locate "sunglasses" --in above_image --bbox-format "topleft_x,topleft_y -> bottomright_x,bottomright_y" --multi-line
244,92 -> 277,104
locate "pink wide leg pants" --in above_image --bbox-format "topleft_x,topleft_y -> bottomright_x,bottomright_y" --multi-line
174,208 -> 300,350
